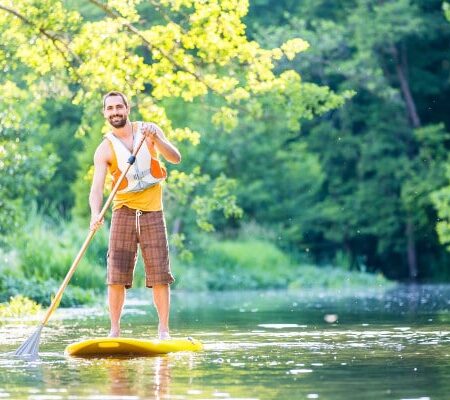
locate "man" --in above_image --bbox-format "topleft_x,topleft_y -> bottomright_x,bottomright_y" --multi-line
89,91 -> 181,339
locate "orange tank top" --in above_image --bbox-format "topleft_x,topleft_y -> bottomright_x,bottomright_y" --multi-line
107,126 -> 163,212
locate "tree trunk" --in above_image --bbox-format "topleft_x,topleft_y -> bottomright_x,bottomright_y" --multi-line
406,217 -> 419,280
344,240 -> 355,271
172,217 -> 182,236
391,44 -> 420,280
392,44 -> 421,128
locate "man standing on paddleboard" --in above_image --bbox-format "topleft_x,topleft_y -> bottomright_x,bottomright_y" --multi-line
89,91 -> 181,339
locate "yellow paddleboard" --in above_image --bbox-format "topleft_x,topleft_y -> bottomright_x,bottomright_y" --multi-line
65,337 -> 203,357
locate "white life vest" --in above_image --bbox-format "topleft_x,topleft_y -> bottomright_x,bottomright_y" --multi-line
105,122 -> 167,194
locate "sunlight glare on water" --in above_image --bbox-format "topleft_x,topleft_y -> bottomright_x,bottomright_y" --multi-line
0,285 -> 449,399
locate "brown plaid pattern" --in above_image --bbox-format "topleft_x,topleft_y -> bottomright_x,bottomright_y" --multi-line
107,206 -> 174,288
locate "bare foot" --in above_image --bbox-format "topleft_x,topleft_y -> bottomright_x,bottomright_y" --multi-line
108,330 -> 120,338
158,323 -> 170,340
158,331 -> 171,340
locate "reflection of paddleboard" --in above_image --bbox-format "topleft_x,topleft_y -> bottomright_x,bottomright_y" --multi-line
65,337 -> 203,357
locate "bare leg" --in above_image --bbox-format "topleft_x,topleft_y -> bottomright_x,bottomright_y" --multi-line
153,284 -> 170,339
108,284 -> 126,337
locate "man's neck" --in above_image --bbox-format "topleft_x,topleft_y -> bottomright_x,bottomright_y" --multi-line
111,120 -> 133,138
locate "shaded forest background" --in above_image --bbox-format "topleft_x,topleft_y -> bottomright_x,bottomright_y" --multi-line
1,0 -> 450,304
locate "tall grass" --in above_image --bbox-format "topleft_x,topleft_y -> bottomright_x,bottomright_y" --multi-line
15,215 -> 107,289
1,211 -> 106,305
171,231 -> 392,291
199,238 -> 292,289
1,215 -> 392,307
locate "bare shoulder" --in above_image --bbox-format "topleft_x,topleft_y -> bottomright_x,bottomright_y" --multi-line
94,138 -> 112,165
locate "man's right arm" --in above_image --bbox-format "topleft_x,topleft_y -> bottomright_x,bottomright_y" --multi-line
89,140 -> 109,231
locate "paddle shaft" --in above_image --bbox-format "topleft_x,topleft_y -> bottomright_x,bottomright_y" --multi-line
41,133 -> 148,326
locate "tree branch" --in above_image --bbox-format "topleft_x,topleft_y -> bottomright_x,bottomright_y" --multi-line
389,44 -> 421,128
87,0 -> 206,83
0,4 -> 82,81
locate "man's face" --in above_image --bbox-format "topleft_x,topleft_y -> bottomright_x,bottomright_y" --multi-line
103,95 -> 129,128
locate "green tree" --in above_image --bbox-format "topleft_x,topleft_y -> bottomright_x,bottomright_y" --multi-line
430,2 -> 450,266
250,0 -> 450,279
0,0 -> 344,246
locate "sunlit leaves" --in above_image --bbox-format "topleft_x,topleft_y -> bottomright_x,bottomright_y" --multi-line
281,38 -> 309,60
170,127 -> 200,145
71,19 -> 144,94
0,0 -> 345,239
5,0 -> 80,32
445,3 -> 450,22
159,0 -> 195,12
1,0 -> 335,130
0,82 -> 30,132
211,106 -> 238,132
0,295 -> 41,318
107,0 -> 141,23
432,168 -> 450,249
167,167 -> 209,206
137,97 -> 200,144
166,168 -> 242,232
145,21 -> 183,49
191,173 -> 242,231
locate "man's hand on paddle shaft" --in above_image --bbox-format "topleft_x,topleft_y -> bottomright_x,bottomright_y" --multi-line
143,122 -> 163,143
142,122 -> 182,164
90,214 -> 104,231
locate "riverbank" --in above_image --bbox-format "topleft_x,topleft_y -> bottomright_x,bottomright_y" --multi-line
0,217 -> 392,311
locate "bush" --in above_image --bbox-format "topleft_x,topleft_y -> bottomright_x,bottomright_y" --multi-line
0,275 -> 97,307
171,234 -> 391,291
289,265 -> 392,289
2,214 -> 391,297
0,295 -> 41,319
12,212 -> 106,290
174,237 -> 295,290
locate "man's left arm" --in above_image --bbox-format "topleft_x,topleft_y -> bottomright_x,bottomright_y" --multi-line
143,122 -> 181,164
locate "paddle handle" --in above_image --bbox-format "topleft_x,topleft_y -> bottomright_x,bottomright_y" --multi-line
41,134 -> 148,325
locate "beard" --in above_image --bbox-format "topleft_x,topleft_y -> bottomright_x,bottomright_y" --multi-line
108,115 -> 127,128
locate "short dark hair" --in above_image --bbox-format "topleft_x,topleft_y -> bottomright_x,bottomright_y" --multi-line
102,91 -> 129,109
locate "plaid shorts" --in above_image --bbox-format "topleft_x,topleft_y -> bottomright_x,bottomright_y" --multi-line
107,206 -> 174,288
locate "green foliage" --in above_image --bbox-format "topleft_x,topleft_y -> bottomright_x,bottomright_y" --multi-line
12,212 -> 106,289
1,0 -> 450,285
173,237 -> 293,290
0,240 -> 98,306
444,2 -> 450,21
431,165 -> 450,249
33,101 -> 84,215
250,0 -> 450,280
0,275 -> 97,307
289,265 -> 391,290
0,295 -> 41,319
431,7 -> 450,254
0,210 -> 106,306
171,233 -> 391,291
0,0 -> 344,242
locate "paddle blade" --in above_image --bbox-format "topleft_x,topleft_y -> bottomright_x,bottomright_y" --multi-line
14,325 -> 43,360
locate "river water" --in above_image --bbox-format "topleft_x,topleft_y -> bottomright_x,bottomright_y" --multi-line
0,285 -> 449,399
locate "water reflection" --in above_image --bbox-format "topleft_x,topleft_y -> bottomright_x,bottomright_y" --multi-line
60,353 -> 178,398
98,356 -> 171,399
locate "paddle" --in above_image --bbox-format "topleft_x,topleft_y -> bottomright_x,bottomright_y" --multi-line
14,131 -> 148,360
